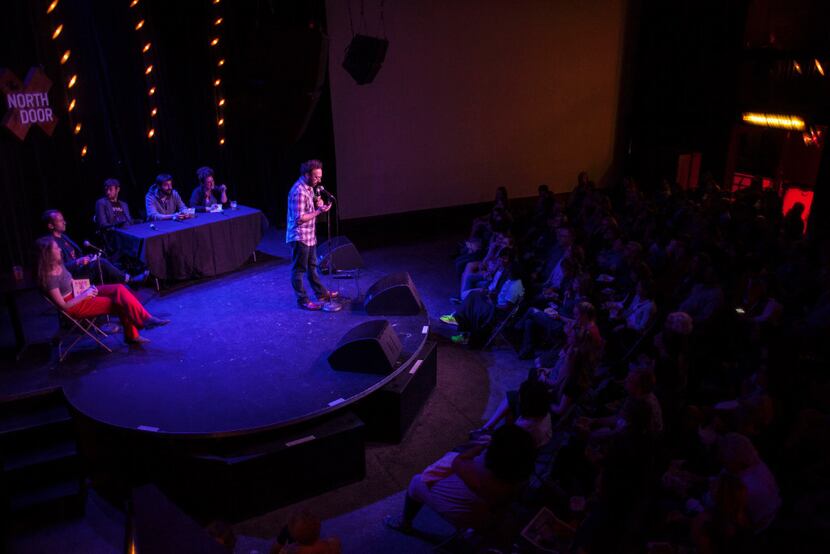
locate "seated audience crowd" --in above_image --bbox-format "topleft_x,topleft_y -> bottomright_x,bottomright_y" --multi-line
388,173 -> 829,552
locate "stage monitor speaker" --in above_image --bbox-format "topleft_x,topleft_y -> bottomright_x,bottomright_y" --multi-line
328,319 -> 402,374
317,236 -> 364,273
342,34 -> 388,85
364,272 -> 424,315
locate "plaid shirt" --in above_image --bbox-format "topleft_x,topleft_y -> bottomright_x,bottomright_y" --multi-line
286,178 -> 317,245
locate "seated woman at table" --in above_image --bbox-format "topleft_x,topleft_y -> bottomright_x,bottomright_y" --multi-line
37,237 -> 169,344
189,166 -> 228,211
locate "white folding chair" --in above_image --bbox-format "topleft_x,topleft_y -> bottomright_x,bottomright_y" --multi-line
42,295 -> 113,362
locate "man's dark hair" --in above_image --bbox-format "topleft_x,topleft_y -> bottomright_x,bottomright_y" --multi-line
508,261 -> 524,281
103,178 -> 120,189
300,159 -> 323,175
196,166 -> 214,185
154,173 -> 173,187
485,424 -> 536,482
519,379 -> 550,418
41,209 -> 60,228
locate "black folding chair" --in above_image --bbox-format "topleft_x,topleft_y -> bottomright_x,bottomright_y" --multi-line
482,293 -> 526,351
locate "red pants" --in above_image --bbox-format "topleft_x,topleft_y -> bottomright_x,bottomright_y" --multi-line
67,284 -> 150,341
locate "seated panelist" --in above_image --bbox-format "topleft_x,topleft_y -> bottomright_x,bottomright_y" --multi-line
36,237 -> 167,344
42,209 -> 147,286
189,166 -> 228,211
145,173 -> 190,221
95,178 -> 132,230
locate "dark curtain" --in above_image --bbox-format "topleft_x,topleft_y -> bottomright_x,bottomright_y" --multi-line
0,0 -> 335,271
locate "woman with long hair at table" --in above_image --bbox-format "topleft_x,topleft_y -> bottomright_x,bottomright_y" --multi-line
36,237 -> 169,344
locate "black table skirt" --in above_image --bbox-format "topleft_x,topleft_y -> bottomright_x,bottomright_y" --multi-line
112,206 -> 269,280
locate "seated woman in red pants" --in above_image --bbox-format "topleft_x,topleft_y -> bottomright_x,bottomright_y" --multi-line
36,237 -> 169,344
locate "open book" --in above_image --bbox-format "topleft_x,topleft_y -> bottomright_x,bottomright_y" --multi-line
71,278 -> 91,298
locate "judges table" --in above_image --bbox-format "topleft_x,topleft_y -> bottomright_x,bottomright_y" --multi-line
112,206 -> 268,280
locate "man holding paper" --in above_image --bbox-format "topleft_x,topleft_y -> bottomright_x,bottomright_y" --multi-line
42,209 -> 147,286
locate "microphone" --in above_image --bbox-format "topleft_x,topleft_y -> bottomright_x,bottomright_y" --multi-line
83,240 -> 105,254
318,186 -> 336,203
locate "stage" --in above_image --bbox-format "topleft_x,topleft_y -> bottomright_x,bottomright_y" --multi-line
1,241 -> 428,438
51,259 -> 427,436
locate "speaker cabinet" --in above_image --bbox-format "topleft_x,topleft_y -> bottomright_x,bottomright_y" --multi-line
364,272 -> 424,315
342,34 -> 389,85
355,341 -> 438,443
317,236 -> 364,273
328,320 -> 402,374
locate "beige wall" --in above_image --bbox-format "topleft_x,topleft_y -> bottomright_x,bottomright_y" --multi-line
327,0 -> 627,219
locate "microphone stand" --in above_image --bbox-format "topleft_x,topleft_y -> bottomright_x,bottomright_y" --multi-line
322,194 -> 342,312
92,247 -> 117,332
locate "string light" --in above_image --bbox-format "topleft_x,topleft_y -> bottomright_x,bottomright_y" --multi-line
47,2 -> 85,158
793,60 -> 802,74
133,2 -> 158,144
211,0 -> 227,148
815,59 -> 825,76
742,112 -> 806,130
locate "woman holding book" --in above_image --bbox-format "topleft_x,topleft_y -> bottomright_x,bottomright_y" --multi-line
36,237 -> 168,344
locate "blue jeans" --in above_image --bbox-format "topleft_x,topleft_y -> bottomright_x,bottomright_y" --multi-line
290,241 -> 326,304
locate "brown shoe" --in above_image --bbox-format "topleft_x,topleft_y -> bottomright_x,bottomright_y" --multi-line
299,300 -> 323,310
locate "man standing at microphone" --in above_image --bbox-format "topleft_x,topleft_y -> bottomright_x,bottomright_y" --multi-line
286,159 -> 339,310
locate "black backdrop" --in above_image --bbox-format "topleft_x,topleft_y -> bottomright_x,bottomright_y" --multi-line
1,0 -> 335,270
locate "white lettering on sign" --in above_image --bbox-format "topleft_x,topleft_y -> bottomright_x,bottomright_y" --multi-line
19,108 -> 54,124
7,92 -> 50,109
